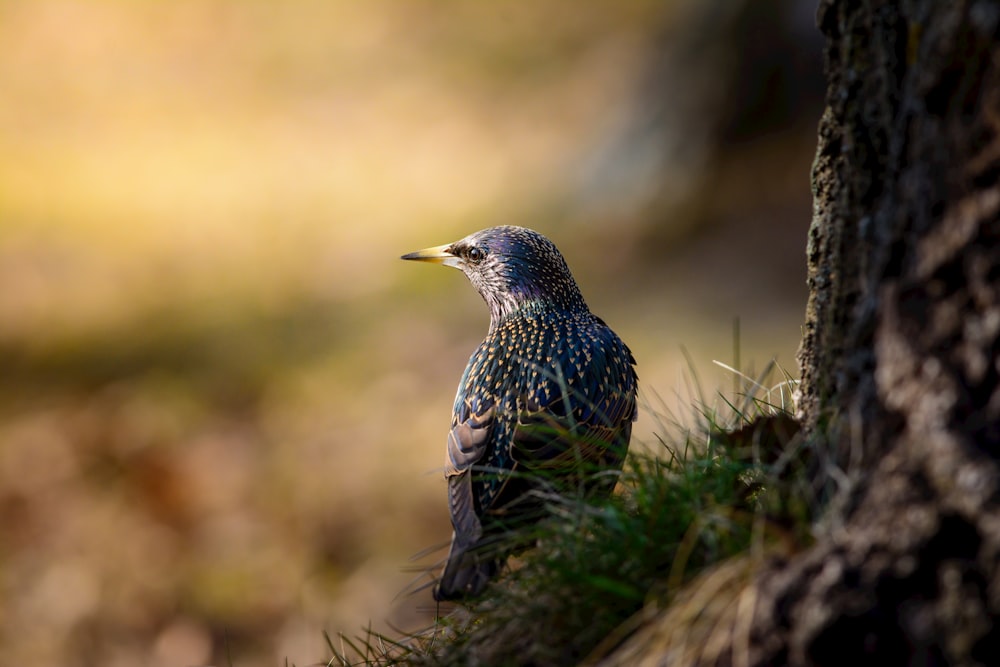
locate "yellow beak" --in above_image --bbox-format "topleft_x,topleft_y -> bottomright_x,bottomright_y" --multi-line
401,243 -> 462,269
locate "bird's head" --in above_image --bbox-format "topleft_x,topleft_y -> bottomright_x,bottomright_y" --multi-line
402,226 -> 587,323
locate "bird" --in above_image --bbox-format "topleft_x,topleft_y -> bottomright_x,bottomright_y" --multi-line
402,225 -> 638,601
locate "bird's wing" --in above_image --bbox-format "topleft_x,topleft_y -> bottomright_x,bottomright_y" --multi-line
435,402 -> 498,600
444,402 -> 495,546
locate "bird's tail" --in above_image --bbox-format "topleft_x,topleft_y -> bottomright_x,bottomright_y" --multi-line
433,533 -> 499,601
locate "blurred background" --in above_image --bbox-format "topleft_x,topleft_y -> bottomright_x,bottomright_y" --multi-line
0,1 -> 821,665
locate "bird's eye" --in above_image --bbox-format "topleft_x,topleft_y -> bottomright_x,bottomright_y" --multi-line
467,246 -> 486,262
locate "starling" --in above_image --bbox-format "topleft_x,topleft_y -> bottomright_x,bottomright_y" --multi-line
402,226 -> 638,601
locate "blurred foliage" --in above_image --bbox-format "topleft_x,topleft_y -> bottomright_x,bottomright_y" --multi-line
0,1 -> 817,665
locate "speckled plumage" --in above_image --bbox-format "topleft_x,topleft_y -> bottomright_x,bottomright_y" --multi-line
402,226 -> 637,601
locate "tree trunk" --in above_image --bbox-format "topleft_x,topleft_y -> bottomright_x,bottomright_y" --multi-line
606,1 -> 1000,664
759,0 -> 1000,661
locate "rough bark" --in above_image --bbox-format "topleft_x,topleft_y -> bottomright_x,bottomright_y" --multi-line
604,1 -> 1000,664
753,0 -> 1000,661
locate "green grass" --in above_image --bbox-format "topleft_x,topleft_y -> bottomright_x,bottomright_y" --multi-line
322,362 -> 813,667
